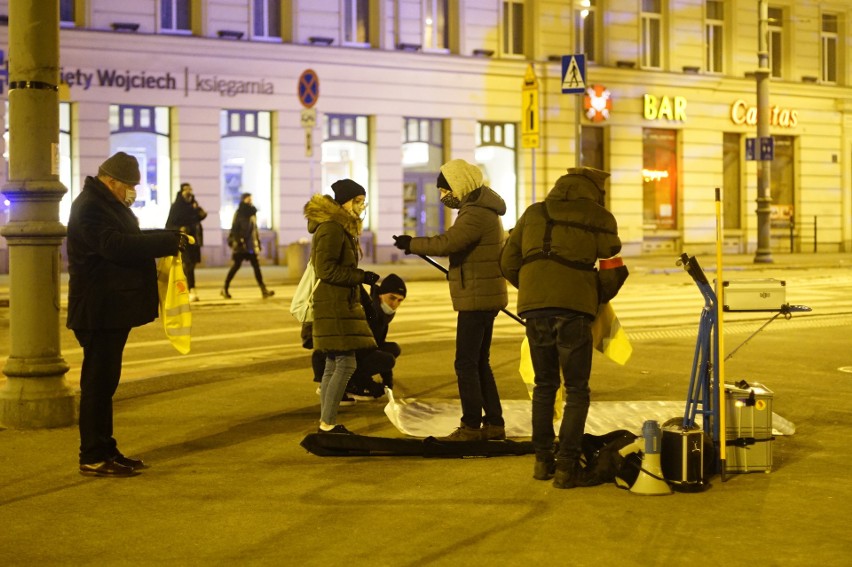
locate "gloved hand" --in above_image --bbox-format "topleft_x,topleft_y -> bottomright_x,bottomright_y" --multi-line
363,271 -> 380,286
177,232 -> 191,253
392,234 -> 412,254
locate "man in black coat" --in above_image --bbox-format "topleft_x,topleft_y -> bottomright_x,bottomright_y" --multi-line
67,152 -> 182,478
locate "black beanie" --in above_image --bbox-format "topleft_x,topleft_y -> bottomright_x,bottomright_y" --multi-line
436,171 -> 451,191
331,179 -> 366,205
378,273 -> 406,298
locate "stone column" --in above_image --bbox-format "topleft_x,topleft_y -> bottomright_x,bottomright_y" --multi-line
0,0 -> 75,428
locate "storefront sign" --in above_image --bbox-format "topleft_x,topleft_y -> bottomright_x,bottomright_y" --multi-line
643,94 -> 687,122
730,99 -> 798,128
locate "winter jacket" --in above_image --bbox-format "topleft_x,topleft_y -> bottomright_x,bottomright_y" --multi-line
166,193 -> 206,263
305,194 -> 377,353
67,175 -> 179,330
228,202 -> 261,256
500,169 -> 623,318
408,161 -> 509,312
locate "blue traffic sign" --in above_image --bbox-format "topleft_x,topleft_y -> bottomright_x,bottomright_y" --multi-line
561,54 -> 586,94
759,136 -> 774,161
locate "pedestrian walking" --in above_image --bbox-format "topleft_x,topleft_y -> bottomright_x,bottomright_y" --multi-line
166,182 -> 206,302
500,166 -> 627,488
306,179 -> 380,434
393,159 -> 508,441
221,192 -> 274,299
66,151 -> 184,477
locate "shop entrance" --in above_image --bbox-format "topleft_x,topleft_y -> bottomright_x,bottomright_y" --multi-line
403,172 -> 444,237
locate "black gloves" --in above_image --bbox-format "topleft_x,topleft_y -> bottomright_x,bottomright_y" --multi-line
177,232 -> 191,253
363,271 -> 380,286
392,234 -> 412,254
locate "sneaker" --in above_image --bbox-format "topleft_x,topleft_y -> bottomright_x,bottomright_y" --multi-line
481,423 -> 506,441
317,424 -> 354,435
113,455 -> 149,470
436,424 -> 482,442
220,289 -> 231,299
188,289 -> 199,302
261,288 -> 275,298
79,460 -> 140,478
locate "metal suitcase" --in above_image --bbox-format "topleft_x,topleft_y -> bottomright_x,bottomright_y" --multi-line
722,279 -> 786,312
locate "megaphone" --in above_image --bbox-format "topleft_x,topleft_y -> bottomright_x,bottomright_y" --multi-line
618,420 -> 673,496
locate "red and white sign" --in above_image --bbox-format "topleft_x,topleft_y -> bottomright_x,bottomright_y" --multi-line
584,84 -> 612,122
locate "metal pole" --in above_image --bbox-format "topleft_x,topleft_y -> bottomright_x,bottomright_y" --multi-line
754,0 -> 773,263
574,3 -> 585,168
0,0 -> 75,428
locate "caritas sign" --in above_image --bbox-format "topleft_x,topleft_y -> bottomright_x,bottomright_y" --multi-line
730,99 -> 798,128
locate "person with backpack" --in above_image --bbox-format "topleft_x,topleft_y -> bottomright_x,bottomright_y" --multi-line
500,167 -> 627,488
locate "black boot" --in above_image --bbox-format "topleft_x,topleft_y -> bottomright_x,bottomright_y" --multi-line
553,459 -> 583,489
533,451 -> 556,481
261,286 -> 275,298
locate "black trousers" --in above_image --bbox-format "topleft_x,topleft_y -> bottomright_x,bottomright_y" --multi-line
74,328 -> 131,465
224,252 -> 265,289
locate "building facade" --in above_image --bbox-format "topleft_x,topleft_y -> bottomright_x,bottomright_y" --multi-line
1,0 -> 851,272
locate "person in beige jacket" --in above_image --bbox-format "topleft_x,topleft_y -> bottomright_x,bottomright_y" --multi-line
393,159 -> 508,441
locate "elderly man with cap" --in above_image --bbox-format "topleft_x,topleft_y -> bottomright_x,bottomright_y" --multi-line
67,151 -> 183,477
500,166 -> 626,489
304,178 -> 380,434
305,273 -> 407,400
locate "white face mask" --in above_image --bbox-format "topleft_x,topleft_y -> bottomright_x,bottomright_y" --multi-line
123,188 -> 137,207
380,301 -> 396,315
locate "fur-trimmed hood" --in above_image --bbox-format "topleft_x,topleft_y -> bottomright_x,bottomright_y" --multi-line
304,193 -> 362,237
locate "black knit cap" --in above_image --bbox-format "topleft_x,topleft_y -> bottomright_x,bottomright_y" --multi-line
378,273 -> 406,298
331,179 -> 366,205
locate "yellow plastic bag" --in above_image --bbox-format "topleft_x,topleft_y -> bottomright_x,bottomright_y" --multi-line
157,250 -> 192,354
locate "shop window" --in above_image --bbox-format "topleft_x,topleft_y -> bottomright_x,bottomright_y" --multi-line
768,6 -> 783,79
477,122 -> 517,228
253,0 -> 281,39
705,0 -> 724,74
502,0 -> 525,57
423,0 -> 448,51
402,117 -> 444,236
161,0 -> 191,34
722,133 -> 741,230
343,0 -> 370,45
580,126 -> 606,207
821,14 -> 838,84
642,128 -> 678,230
641,0 -> 662,69
769,135 -> 794,225
322,114 -> 370,229
109,104 -> 171,229
220,109 -> 273,229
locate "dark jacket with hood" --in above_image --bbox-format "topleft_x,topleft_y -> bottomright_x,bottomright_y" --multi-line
305,194 -> 377,353
228,201 -> 261,256
408,159 -> 509,312
67,175 -> 179,330
500,167 -> 624,318
166,193 -> 206,263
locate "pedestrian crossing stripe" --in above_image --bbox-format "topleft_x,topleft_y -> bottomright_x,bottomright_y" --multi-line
561,54 -> 586,94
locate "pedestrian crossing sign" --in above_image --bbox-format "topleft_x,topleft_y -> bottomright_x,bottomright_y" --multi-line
561,54 -> 586,94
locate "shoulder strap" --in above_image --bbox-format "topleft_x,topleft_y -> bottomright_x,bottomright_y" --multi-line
521,204 -> 596,272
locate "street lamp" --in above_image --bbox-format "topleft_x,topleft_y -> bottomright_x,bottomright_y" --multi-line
754,0 -> 773,263
574,1 -> 590,168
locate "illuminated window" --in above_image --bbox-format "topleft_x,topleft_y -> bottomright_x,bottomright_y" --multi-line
60,0 -> 76,26
502,0 -> 525,57
769,135 -> 794,224
642,128 -> 678,230
253,0 -> 281,39
581,0 -> 597,63
323,114 -> 371,229
705,0 -> 724,73
423,0 -> 448,50
161,0 -> 191,34
821,14 -> 838,84
220,110 -> 273,229
476,122 -> 517,229
109,104 -> 172,229
722,133 -> 741,230
768,6 -> 783,79
641,0 -> 662,69
402,117 -> 443,237
343,0 -> 370,45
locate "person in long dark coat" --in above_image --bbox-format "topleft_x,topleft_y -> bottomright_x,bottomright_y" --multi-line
166,182 -> 206,301
67,152 -> 181,478
221,193 -> 274,299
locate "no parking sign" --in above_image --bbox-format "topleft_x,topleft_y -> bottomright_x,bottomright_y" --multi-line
298,69 -> 319,108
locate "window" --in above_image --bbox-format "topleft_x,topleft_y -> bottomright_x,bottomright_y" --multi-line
580,0 -> 597,63
768,6 -> 783,79
402,118 -> 444,236
476,122 -> 517,229
253,0 -> 281,39
60,0 -> 76,26
161,0 -> 191,33
220,110 -> 273,229
109,105 -> 172,229
723,133 -> 741,230
705,0 -> 724,73
769,135 -> 794,225
423,0 -> 448,50
323,114 -> 371,229
502,0 -> 524,57
821,14 -> 838,84
642,128 -> 678,230
343,0 -> 370,45
641,0 -> 662,69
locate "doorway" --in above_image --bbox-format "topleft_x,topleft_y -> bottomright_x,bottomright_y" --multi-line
403,172 -> 444,236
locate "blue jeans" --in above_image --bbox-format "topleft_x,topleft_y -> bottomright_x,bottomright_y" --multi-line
526,314 -> 593,461
455,310 -> 503,429
319,353 -> 356,425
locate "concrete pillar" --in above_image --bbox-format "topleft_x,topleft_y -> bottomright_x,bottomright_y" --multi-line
0,0 -> 76,428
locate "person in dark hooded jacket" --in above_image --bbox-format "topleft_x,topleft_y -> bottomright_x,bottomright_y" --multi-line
166,182 -> 206,301
393,159 -> 509,442
221,193 -> 274,299
500,166 -> 626,489
305,179 -> 380,434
